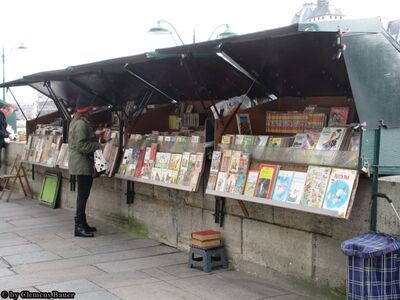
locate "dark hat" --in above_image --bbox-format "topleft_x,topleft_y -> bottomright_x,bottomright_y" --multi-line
76,95 -> 93,113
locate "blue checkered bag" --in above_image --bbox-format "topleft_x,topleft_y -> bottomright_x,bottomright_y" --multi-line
342,233 -> 400,300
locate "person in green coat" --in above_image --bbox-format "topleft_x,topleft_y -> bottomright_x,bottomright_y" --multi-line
69,95 -> 100,237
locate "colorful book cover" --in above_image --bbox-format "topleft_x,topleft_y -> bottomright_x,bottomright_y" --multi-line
238,153 -> 250,174
180,152 -> 191,171
207,173 -> 218,190
150,143 -> 158,161
221,135 -> 234,144
144,147 -> 151,163
236,113 -> 252,134
244,170 -> 259,196
292,133 -> 308,149
268,137 -> 282,149
168,153 -> 182,172
235,135 -> 244,145
177,170 -> 187,185
271,170 -> 294,202
118,148 -> 133,175
225,173 -> 238,193
304,129 -> 321,149
302,166 -> 331,208
151,167 -> 163,181
287,172 -> 307,204
255,136 -> 269,146
255,164 -> 279,199
183,154 -> 197,186
220,150 -> 232,172
170,170 -> 179,183
215,172 -> 228,192
210,151 -> 222,173
228,150 -> 241,173
194,152 -> 204,172
232,173 -> 247,194
315,127 -> 347,151
189,171 -> 200,190
155,152 -> 171,169
187,154 -> 197,173
190,136 -> 200,143
134,149 -> 146,177
243,135 -> 255,145
141,162 -> 153,179
323,168 -> 357,216
328,107 -> 350,126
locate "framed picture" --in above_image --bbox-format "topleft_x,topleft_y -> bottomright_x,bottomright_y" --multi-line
39,173 -> 61,209
236,113 -> 252,134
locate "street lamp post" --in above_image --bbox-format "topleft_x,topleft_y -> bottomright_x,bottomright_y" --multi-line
148,21 -> 237,45
2,43 -> 27,102
148,20 -> 185,45
1,43 -> 27,133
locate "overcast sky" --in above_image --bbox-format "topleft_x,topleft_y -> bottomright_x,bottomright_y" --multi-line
1,0 -> 399,104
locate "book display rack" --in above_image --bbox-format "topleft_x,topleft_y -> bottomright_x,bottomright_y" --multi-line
207,99 -> 362,219
115,134 -> 208,192
22,125 -> 64,169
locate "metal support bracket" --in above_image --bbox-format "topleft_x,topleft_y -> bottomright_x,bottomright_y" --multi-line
129,90 -> 154,133
370,121 -> 383,231
124,63 -> 177,104
214,196 -> 226,227
126,181 -> 135,204
44,81 -> 71,121
31,164 -> 35,181
8,88 -> 28,121
216,46 -> 269,94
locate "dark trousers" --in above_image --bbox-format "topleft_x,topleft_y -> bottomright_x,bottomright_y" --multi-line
76,175 -> 93,222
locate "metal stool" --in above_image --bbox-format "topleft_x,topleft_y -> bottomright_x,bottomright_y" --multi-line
188,245 -> 228,272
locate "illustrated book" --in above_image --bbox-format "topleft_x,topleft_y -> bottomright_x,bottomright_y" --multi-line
236,113 -> 252,134
302,166 -> 331,208
323,168 -> 357,216
315,127 -> 348,151
328,107 -> 350,126
287,172 -> 307,204
254,164 -> 279,199
244,170 -> 259,197
271,170 -> 294,202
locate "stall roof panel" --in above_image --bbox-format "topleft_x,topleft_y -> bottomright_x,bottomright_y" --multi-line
2,18 -> 400,129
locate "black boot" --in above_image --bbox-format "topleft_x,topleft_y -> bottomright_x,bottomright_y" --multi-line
83,213 -> 97,232
74,217 -> 94,237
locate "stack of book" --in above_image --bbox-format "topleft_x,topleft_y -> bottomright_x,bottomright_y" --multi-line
191,230 -> 222,248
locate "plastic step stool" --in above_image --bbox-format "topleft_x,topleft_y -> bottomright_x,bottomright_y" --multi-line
188,245 -> 228,272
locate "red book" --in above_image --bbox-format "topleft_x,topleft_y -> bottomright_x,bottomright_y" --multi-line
134,149 -> 146,177
254,164 -> 279,199
150,143 -> 158,161
191,230 -> 221,241
328,107 -> 349,126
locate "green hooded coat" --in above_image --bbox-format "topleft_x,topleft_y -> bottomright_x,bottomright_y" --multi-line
68,115 -> 100,175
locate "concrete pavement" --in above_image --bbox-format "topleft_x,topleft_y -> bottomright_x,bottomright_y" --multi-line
0,196 -> 322,300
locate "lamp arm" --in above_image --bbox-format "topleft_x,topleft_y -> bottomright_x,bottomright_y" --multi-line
4,43 -> 25,57
208,24 -> 229,40
159,19 -> 185,45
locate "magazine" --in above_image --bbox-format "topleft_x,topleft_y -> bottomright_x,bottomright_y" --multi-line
323,168 -> 357,216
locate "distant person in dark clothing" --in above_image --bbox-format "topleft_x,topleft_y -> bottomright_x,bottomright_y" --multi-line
0,103 -> 15,170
